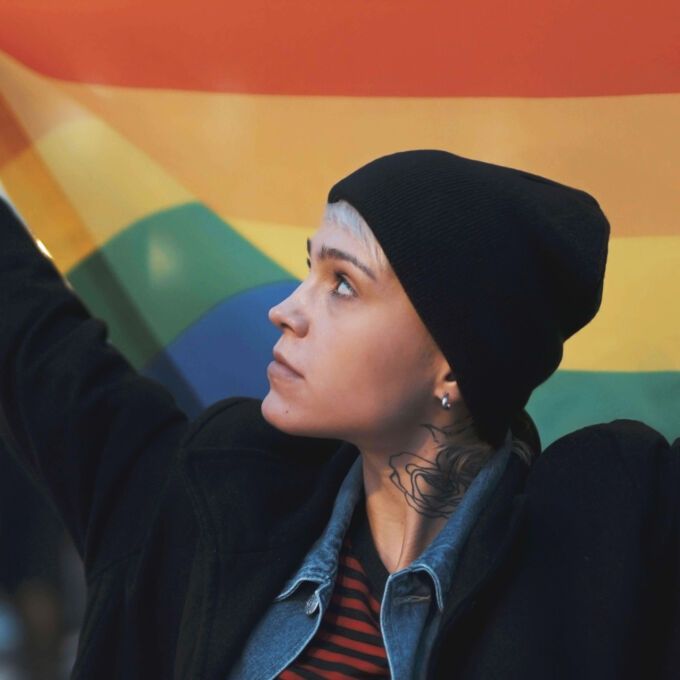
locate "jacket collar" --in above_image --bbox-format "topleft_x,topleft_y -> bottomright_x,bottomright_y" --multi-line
441,449 -> 529,622
274,453 -> 365,599
274,429 -> 515,613
411,431 -> 515,611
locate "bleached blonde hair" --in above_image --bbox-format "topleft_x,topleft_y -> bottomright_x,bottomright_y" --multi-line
321,200 -> 390,273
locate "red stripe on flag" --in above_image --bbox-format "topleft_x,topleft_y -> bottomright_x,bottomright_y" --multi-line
0,0 -> 677,95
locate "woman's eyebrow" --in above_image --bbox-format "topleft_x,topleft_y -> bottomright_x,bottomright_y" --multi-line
307,238 -> 377,281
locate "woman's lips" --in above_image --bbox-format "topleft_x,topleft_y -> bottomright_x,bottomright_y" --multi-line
267,359 -> 304,381
269,350 -> 304,379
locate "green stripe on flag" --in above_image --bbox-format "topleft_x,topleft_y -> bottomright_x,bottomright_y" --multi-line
67,202 -> 295,367
529,370 -> 680,449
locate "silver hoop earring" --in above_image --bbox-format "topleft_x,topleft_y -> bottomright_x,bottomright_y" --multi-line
441,393 -> 451,409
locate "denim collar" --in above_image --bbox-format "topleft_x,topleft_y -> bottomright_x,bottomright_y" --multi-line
276,430 -> 514,613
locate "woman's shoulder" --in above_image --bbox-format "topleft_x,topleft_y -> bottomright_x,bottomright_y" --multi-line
527,418 -> 678,506
537,418 -> 673,466
541,418 -> 671,458
179,396 -> 343,464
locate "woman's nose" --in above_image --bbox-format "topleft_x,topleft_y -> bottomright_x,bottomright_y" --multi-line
268,287 -> 308,335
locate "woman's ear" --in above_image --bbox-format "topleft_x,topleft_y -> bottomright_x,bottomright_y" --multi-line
435,361 -> 461,399
438,359 -> 456,385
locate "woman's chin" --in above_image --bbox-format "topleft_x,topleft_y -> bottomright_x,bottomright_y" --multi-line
261,391 -> 336,439
260,389 -> 277,418
260,390 -> 300,433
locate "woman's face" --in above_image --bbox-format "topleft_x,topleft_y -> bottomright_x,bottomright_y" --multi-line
261,220 -> 450,452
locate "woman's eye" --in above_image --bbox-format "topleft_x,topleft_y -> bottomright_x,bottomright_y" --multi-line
305,258 -> 355,298
332,274 -> 356,298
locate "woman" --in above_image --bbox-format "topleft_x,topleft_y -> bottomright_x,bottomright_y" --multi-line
0,150 -> 677,679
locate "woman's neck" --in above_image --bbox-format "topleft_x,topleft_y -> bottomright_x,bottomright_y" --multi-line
359,421 -> 494,573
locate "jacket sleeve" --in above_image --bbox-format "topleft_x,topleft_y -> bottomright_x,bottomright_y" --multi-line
0,200 -> 189,574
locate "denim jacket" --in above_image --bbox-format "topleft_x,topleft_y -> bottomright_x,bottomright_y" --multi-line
227,430 -> 513,680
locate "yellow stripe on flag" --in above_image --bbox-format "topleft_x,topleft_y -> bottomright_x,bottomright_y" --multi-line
32,117 -> 193,249
563,235 -> 680,372
227,216 -> 313,279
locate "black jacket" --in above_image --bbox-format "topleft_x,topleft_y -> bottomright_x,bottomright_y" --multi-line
1,200 -> 679,679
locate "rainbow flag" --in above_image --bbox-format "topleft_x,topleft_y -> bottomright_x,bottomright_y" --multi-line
0,0 -> 678,447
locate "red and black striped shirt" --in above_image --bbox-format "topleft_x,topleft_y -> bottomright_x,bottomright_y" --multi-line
277,498 -> 390,679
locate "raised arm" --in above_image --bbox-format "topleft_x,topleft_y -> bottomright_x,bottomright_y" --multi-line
0,200 -> 189,574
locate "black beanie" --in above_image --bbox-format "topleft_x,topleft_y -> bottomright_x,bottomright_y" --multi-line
328,150 -> 610,448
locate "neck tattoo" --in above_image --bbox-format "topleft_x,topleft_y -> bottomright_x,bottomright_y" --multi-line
388,423 -> 493,519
